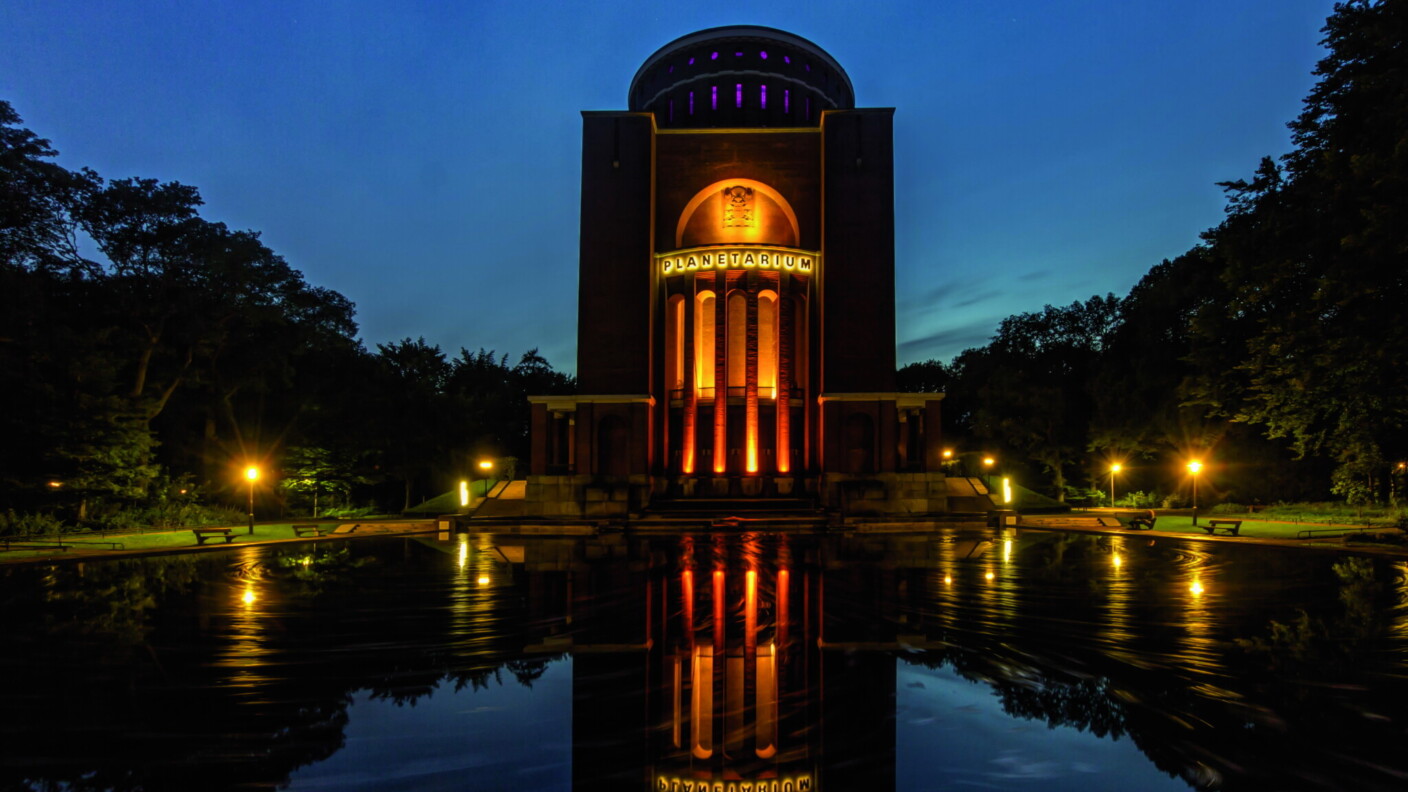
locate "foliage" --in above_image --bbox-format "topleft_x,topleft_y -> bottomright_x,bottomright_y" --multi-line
1114,490 -> 1160,509
954,295 -> 1121,501
0,99 -> 573,523
0,509 -> 69,536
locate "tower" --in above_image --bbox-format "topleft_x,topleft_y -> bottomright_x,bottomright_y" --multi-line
527,26 -> 949,518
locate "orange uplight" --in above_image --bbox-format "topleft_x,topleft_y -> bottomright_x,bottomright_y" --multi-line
746,435 -> 758,473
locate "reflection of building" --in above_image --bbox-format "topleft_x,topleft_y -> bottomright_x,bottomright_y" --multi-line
525,27 -> 950,518
558,534 -> 896,792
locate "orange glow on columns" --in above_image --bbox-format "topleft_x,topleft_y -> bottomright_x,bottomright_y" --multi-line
746,425 -> 758,473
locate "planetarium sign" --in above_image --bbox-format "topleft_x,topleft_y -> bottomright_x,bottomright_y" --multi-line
658,245 -> 817,278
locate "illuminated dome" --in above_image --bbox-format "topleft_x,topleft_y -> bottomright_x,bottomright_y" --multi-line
629,26 -> 854,129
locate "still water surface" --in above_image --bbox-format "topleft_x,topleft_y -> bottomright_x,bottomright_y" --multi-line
3,528 -> 1408,791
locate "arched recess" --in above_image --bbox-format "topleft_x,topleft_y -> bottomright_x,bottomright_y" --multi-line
674,178 -> 802,249
757,289 -> 778,396
695,290 -> 716,394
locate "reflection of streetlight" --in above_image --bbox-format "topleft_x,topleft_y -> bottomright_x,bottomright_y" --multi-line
243,465 -> 260,532
1110,463 -> 1122,507
459,479 -> 470,508
1187,460 -> 1202,526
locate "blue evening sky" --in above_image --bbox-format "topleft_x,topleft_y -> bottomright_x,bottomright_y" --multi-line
1,1 -> 1336,373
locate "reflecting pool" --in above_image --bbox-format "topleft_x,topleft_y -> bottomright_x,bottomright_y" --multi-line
3,528 -> 1408,791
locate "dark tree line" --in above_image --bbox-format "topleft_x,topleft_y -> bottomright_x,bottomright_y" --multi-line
0,101 -> 572,528
901,1 -> 1407,506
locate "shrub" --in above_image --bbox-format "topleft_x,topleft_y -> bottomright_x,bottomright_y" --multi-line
0,510 -> 69,537
1115,490 -> 1159,509
1211,502 -> 1247,514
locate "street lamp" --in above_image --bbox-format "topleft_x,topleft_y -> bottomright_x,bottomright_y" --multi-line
478,459 -> 494,502
1110,463 -> 1122,507
1187,460 -> 1203,526
244,465 -> 260,534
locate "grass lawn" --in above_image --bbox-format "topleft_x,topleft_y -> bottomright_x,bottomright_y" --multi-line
3,522 -> 351,559
1080,511 -> 1406,544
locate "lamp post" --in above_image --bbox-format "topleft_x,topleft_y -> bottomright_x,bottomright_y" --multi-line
1187,460 -> 1202,526
1110,463 -> 1122,508
478,459 -> 494,502
244,465 -> 260,534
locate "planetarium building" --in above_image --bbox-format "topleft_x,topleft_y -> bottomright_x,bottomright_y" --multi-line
525,26 -> 959,519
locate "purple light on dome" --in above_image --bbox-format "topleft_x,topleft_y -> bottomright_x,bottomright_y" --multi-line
805,96 -> 811,120
784,89 -> 790,113
760,51 -> 768,59
688,57 -> 695,65
689,91 -> 694,115
735,51 -> 743,57
760,85 -> 767,109
805,63 -> 811,71
711,51 -> 719,60
711,85 -> 717,110
784,55 -> 791,64
735,83 -> 742,108
668,65 -> 675,73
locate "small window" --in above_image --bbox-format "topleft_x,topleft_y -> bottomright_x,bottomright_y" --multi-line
784,55 -> 791,64
711,85 -> 718,111
760,51 -> 768,59
760,85 -> 767,110
735,83 -> 742,109
784,89 -> 790,114
689,91 -> 695,115
689,57 -> 695,65
711,51 -> 719,60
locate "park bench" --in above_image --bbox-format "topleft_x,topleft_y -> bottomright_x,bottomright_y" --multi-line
192,528 -> 236,545
1204,519 -> 1242,536
292,524 -> 325,537
1127,512 -> 1157,530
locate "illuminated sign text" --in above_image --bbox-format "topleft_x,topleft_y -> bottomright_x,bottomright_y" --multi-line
654,775 -> 813,792
659,247 -> 816,278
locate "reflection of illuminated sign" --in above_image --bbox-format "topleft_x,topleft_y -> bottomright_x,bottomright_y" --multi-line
659,246 -> 816,278
654,775 -> 813,792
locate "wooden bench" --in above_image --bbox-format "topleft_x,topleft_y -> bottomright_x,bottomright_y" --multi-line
1205,519 -> 1243,536
1127,513 -> 1157,530
292,524 -> 325,537
192,528 -> 236,545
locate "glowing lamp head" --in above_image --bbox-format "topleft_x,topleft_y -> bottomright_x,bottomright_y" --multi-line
478,460 -> 493,471
244,466 -> 259,482
1187,460 -> 1203,475
47,480 -> 62,489
982,457 -> 995,468
942,449 -> 953,460
1111,463 -> 1122,474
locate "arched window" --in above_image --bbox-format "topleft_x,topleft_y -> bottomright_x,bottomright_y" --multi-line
727,291 -> 747,389
666,294 -> 684,392
695,291 -> 715,395
758,290 -> 778,396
